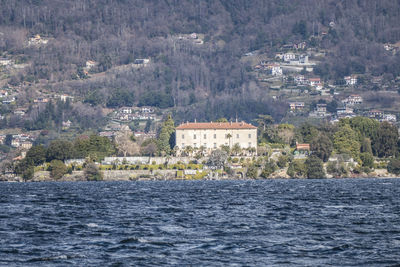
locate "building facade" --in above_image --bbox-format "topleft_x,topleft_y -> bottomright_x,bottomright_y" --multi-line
175,121 -> 257,154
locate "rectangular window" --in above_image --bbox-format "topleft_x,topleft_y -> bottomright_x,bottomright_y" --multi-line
248,134 -> 252,138
213,143 -> 217,148
194,143 -> 197,148
182,143 -> 185,148
193,134 -> 197,139
248,142 -> 252,147
236,134 -> 239,138
214,134 -> 217,139
204,134 -> 206,139
182,134 -> 184,139
203,143 -> 207,147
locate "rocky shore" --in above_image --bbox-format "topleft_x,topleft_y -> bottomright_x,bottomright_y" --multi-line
1,168 -> 397,182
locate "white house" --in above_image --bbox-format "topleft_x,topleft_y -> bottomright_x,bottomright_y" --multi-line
342,94 -> 363,106
309,78 -> 321,87
283,53 -> 296,62
175,121 -> 257,154
344,75 -> 357,85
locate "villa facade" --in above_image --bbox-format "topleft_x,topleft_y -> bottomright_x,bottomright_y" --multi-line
175,121 -> 257,154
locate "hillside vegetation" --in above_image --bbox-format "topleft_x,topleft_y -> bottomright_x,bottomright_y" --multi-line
0,0 -> 400,123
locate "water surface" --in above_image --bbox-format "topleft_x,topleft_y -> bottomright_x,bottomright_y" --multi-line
1,179 -> 399,266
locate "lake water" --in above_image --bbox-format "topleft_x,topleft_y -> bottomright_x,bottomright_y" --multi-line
1,179 -> 400,266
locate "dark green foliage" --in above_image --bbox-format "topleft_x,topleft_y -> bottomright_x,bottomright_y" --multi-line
305,155 -> 325,179
84,90 -> 105,106
246,164 -> 258,179
0,144 -> 10,153
299,123 -> 319,144
106,89 -> 135,108
84,163 -> 103,181
138,91 -> 174,109
387,158 -> 400,175
326,161 -> 348,178
73,135 -> 116,161
25,145 -> 46,166
260,160 -> 276,178
333,124 -> 360,159
46,140 -> 74,162
157,115 -> 175,155
276,155 -> 288,168
49,160 -> 67,180
311,133 -> 333,162
4,134 -> 12,146
15,159 -> 34,181
292,20 -> 308,38
373,122 -> 399,158
360,152 -> 374,168
287,160 -> 306,178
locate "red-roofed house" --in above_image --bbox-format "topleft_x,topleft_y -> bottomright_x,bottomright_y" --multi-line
175,121 -> 257,154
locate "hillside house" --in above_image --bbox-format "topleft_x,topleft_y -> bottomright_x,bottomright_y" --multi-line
133,58 -> 150,66
85,60 -> 97,69
294,75 -> 307,85
267,64 -> 283,76
0,90 -> 8,97
283,53 -> 296,62
175,121 -> 257,154
0,58 -> 12,66
60,94 -> 74,102
62,120 -> 72,130
293,42 -> 306,50
309,78 -> 321,87
0,135 -> 5,144
382,114 -> 397,123
310,103 -> 329,118
316,104 -> 327,113
342,94 -> 363,106
294,143 -> 310,159
120,107 -> 133,114
14,109 -> 26,117
344,75 -> 357,85
21,141 -> 33,150
34,97 -> 49,103
337,106 -> 354,118
368,110 -> 384,119
28,34 -> 48,46
289,102 -> 305,111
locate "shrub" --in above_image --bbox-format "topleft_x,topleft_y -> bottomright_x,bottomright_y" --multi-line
387,158 -> 400,175
84,163 -> 103,181
305,156 -> 325,178
246,164 -> 258,179
49,160 -> 68,180
287,160 -> 306,178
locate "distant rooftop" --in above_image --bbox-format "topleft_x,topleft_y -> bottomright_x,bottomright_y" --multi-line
176,121 -> 257,130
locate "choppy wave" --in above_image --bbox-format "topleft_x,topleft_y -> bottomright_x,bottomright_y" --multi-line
0,179 -> 400,266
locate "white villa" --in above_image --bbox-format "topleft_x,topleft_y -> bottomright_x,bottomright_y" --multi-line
175,121 -> 257,154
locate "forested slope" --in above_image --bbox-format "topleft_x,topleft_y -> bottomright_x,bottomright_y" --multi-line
1,0 -> 400,122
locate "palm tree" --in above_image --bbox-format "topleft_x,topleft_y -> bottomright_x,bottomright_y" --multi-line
232,143 -> 241,156
184,146 -> 193,157
226,133 -> 232,148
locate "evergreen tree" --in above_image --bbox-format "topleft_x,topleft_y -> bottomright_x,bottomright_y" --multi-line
333,124 -> 360,159
157,114 -> 175,155
305,155 -> 325,179
311,133 -> 333,162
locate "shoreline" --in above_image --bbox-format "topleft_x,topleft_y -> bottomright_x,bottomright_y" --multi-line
1,170 -> 399,182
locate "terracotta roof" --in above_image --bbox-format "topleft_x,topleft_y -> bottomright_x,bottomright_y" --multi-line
176,122 -> 257,130
296,144 -> 310,150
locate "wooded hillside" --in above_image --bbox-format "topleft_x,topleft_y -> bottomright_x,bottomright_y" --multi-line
1,0 -> 400,122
